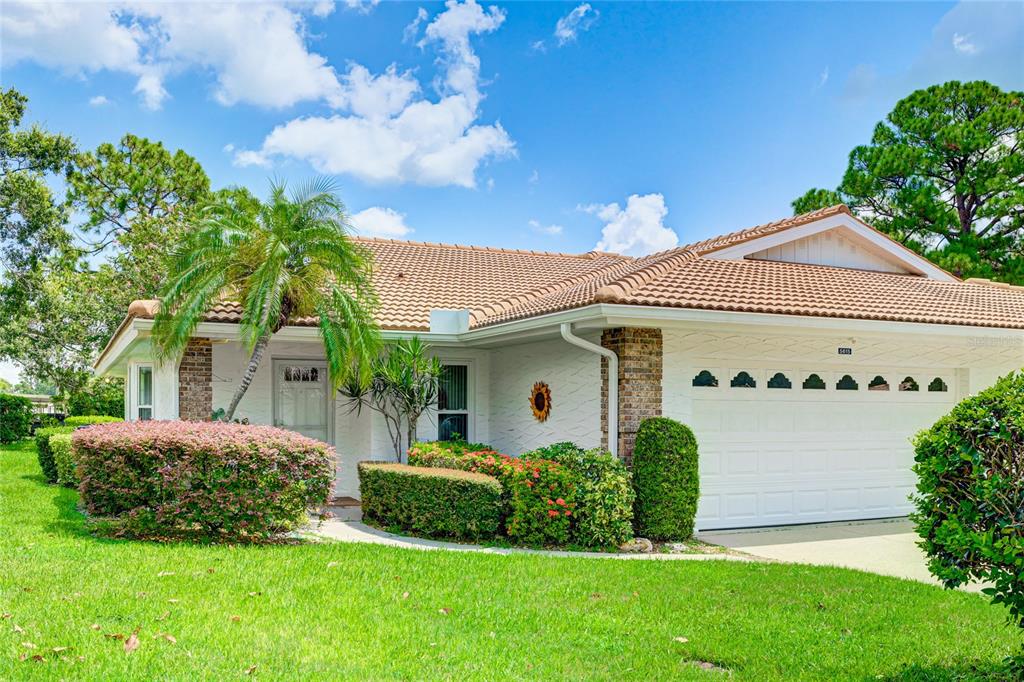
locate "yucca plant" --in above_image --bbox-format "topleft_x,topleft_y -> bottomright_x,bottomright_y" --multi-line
153,179 -> 379,421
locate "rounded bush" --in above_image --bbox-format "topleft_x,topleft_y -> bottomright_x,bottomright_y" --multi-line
913,372 -> 1024,633
49,433 -> 76,488
64,415 -> 122,427
632,417 -> 700,541
359,462 -> 502,541
74,421 -> 335,542
0,393 -> 33,444
35,425 -> 76,483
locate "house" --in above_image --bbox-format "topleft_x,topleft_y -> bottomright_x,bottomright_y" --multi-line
93,205 -> 1024,530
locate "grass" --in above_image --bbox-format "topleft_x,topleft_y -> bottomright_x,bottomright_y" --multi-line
0,440 -> 1018,680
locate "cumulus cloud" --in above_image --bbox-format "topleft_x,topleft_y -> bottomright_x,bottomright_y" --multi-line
554,3 -> 599,46
951,32 -> 978,55
350,206 -> 412,237
1,1 -> 342,110
529,219 -> 563,236
88,95 -> 111,107
341,0 -> 379,15
585,193 -> 679,257
239,0 -> 515,187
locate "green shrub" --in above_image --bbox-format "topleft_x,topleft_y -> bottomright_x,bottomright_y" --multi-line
34,426 -> 75,484
632,417 -> 700,541
358,462 -> 502,541
50,434 -> 76,488
0,393 -> 33,443
530,442 -> 635,547
913,372 -> 1024,642
66,377 -> 124,419
64,415 -> 123,427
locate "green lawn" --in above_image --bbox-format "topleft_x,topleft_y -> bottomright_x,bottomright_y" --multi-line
0,441 -> 1017,680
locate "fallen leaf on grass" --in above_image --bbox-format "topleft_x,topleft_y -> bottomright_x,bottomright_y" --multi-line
1,613 -> 11,619
673,637 -> 689,643
438,608 -> 451,615
105,633 -> 125,641
230,615 -> 241,623
245,664 -> 257,675
51,647 -> 70,653
156,611 -> 170,622
326,562 -> 339,568
13,624 -> 24,634
157,571 -> 176,578
21,642 -> 36,649
29,654 -> 45,663
167,599 -> 180,604
207,568 -> 215,574
90,624 -> 101,631
154,633 -> 176,644
401,592 -> 410,600
247,592 -> 262,598
124,631 -> 140,654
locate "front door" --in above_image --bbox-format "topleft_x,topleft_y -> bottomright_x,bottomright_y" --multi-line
273,360 -> 330,442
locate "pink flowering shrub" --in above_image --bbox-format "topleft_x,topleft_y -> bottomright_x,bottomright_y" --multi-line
408,442 -> 576,546
74,421 -> 335,542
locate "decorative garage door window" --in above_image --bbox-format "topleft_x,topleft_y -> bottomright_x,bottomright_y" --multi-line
900,376 -> 919,391
730,371 -> 756,388
928,377 -> 948,392
868,375 -> 889,391
438,364 -> 469,441
836,374 -> 859,390
802,373 -> 826,390
692,370 -> 718,387
767,372 -> 792,389
283,366 -> 320,382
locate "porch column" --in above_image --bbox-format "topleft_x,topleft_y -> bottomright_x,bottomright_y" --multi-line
178,337 -> 213,422
601,328 -> 663,464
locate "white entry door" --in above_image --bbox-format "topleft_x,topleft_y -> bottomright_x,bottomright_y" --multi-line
273,360 -> 331,443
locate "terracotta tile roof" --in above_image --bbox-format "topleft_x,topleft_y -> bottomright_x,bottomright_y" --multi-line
124,206 -> 1024,334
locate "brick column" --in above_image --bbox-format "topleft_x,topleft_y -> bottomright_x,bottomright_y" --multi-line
601,328 -> 663,465
178,338 -> 212,422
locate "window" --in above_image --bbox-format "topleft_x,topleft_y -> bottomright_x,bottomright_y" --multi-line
899,377 -> 919,392
868,375 -> 889,391
767,372 -> 792,389
836,374 -> 859,390
284,366 -> 320,382
730,371 -> 756,388
437,364 -> 469,441
802,373 -> 826,390
928,377 -> 948,392
136,365 -> 153,421
692,370 -> 718,387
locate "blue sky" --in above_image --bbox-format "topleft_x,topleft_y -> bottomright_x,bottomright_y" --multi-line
1,0 -> 1022,382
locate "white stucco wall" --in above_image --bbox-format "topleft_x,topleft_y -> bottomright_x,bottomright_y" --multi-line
488,335 -> 602,455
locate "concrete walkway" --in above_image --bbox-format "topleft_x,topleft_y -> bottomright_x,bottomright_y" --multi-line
309,519 -> 753,561
699,518 -> 981,591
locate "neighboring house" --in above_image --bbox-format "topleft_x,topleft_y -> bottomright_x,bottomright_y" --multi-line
94,205 -> 1024,530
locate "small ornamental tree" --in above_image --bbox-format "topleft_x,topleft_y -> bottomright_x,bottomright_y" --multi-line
912,372 -> 1024,663
632,417 -> 700,541
0,393 -> 33,443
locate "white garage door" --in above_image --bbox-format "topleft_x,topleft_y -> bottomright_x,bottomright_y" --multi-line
690,367 -> 957,530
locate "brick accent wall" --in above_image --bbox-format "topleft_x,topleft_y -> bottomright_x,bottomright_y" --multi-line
178,338 -> 212,422
601,328 -> 663,464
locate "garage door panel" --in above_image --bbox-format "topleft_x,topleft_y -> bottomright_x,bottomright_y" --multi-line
691,365 -> 956,530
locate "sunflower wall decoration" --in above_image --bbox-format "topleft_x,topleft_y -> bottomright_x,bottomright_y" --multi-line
530,382 -> 552,422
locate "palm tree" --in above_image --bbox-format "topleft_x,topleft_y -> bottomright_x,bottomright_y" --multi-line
153,179 -> 379,421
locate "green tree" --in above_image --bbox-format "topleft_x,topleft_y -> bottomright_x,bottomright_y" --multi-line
0,378 -> 11,392
153,179 -> 380,421
793,81 -> 1024,281
65,376 -> 125,417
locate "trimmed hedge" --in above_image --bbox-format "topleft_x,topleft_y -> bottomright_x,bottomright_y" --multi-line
35,426 -> 76,484
64,415 -> 122,427
74,421 -> 335,542
913,372 -> 1024,636
0,393 -> 33,444
50,434 -> 76,488
632,417 -> 700,541
359,462 -> 502,541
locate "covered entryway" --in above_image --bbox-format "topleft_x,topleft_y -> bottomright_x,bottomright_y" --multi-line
689,365 -> 958,530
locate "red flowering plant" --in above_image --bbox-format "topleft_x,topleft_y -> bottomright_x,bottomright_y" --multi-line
74,421 -> 335,542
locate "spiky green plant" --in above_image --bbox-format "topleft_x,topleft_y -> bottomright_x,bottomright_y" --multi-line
153,179 -> 379,421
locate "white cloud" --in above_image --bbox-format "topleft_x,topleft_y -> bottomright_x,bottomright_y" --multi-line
586,193 -> 679,257
232,149 -> 271,168
528,169 -> 539,184
1,1 -> 342,110
403,7 -> 429,43
817,67 -> 829,88
529,219 -> 563,236
554,3 -> 599,46
312,1 -> 336,18
350,206 -> 412,237
88,95 -> 111,107
952,32 -> 978,55
241,0 -> 515,187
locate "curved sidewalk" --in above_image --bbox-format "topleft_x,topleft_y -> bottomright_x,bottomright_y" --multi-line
308,519 -> 754,561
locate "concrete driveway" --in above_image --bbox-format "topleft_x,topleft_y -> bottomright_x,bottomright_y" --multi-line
699,518 -> 976,590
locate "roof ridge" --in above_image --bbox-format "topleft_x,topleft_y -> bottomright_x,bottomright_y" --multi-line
352,235 -> 629,261
686,204 -> 851,255
593,248 -> 701,303
469,257 -> 639,326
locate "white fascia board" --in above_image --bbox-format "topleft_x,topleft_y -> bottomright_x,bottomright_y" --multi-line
705,214 -> 957,282
93,324 -> 141,376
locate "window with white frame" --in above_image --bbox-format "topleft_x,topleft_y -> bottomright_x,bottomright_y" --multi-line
136,365 -> 154,421
437,364 -> 469,441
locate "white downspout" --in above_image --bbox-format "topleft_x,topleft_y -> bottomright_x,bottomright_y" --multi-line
559,323 -> 617,459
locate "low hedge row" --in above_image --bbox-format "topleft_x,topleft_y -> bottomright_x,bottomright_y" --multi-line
35,426 -> 76,484
358,462 -> 502,541
50,434 -> 76,488
74,421 -> 335,542
64,415 -> 122,427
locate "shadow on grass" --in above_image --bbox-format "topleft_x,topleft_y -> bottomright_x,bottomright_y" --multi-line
45,484 -> 97,539
877,659 -> 1017,681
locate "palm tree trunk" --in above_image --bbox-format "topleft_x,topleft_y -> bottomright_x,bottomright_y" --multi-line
224,335 -> 270,421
